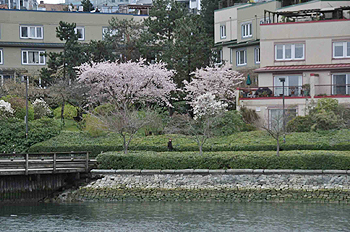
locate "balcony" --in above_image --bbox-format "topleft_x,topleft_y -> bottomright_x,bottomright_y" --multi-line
238,85 -> 309,100
239,84 -> 350,100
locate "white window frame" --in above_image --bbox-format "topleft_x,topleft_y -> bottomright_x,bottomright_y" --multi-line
0,49 -> 3,65
332,73 -> 350,95
254,47 -> 260,64
333,41 -> 350,58
236,49 -> 247,66
74,26 -> 85,41
20,25 -> 43,39
275,43 -> 305,61
230,48 -> 233,64
241,22 -> 252,38
220,25 -> 226,39
21,50 -> 45,65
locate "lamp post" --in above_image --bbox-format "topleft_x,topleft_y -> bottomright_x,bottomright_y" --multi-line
24,76 -> 29,139
279,77 -> 286,143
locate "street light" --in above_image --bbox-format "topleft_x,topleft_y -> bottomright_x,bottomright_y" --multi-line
279,77 -> 286,143
23,76 -> 29,139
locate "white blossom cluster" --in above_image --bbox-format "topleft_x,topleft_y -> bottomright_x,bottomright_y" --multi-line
0,100 -> 14,114
192,93 -> 228,120
33,98 -> 52,116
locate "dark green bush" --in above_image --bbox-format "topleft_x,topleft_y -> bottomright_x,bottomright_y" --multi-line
213,111 -> 247,135
97,151 -> 350,170
53,103 -> 77,120
287,116 -> 313,132
0,118 -> 61,153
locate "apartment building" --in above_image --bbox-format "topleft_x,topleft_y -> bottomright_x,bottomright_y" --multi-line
238,5 -> 350,123
0,9 -> 145,85
214,0 -> 281,85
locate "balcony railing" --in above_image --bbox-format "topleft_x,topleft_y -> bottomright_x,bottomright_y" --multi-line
239,85 -> 308,99
315,84 -> 350,97
239,84 -> 350,100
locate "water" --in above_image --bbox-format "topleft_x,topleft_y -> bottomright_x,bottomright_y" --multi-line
0,202 -> 349,231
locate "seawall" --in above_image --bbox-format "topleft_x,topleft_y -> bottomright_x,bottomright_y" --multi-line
55,169 -> 350,203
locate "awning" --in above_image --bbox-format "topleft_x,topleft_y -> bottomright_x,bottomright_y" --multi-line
255,64 -> 350,73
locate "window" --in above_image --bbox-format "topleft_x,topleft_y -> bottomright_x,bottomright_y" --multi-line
219,50 -> 223,63
220,25 -> 226,39
236,50 -> 246,66
333,42 -> 350,58
241,22 -> 252,38
254,47 -> 260,64
20,25 -> 43,39
332,73 -> 350,95
22,50 -> 45,65
102,27 -> 118,40
0,49 -> 2,64
74,27 -> 85,41
269,109 -> 297,129
230,48 -> 233,64
274,75 -> 302,96
275,43 -> 304,61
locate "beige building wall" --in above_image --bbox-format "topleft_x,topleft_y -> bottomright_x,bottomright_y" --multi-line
237,1 -> 280,43
0,10 -> 145,78
214,4 -> 250,44
260,20 -> 350,67
229,45 -> 260,70
0,10 -> 144,43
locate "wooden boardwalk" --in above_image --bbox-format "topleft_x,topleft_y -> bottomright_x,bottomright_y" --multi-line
0,151 -> 97,176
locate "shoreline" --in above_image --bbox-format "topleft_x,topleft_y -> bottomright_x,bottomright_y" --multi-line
50,169 -> 350,203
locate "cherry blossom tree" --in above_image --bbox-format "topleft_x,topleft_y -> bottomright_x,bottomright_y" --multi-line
184,63 -> 245,108
77,59 -> 177,154
166,93 -> 227,155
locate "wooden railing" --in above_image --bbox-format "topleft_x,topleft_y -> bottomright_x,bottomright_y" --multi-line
0,151 -> 96,176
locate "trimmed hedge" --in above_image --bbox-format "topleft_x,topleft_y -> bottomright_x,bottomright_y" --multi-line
29,130 -> 350,157
97,151 -> 350,170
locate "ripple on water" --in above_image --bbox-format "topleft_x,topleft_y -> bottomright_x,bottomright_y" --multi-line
0,202 -> 349,232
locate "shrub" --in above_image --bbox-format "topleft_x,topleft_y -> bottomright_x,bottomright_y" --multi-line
96,150 -> 350,170
0,118 -> 61,153
84,114 -> 107,137
287,116 -> 313,132
213,110 -> 247,135
240,106 -> 259,124
53,103 -> 77,120
1,95 -> 34,121
312,110 -> 340,131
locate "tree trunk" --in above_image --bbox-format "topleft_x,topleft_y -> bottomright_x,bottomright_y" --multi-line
276,137 -> 280,157
199,144 -> 203,155
61,101 -> 65,126
123,135 -> 128,154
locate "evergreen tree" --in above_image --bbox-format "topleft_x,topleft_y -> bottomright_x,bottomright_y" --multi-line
81,0 -> 94,12
105,18 -> 144,62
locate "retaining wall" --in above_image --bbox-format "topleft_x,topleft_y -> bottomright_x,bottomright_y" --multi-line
56,169 -> 350,203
